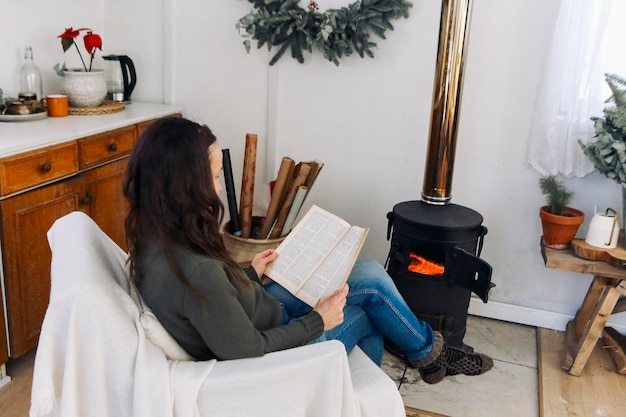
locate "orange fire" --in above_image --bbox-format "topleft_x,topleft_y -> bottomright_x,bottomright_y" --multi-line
408,253 -> 445,275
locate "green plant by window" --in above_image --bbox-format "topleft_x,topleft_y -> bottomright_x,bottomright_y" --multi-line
579,73 -> 626,188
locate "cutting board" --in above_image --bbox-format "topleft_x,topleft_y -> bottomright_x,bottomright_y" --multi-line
571,238 -> 626,270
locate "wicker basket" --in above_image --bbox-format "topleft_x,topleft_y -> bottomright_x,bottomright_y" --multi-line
222,218 -> 285,265
68,100 -> 125,115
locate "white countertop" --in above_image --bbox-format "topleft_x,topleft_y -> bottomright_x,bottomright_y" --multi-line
0,102 -> 184,158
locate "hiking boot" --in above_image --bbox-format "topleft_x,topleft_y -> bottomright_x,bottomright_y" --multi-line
444,345 -> 493,376
408,331 -> 494,384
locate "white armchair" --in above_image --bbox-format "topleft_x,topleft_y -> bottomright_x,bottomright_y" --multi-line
29,211 -> 405,417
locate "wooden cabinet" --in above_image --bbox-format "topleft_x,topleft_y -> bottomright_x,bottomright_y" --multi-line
1,179 -> 83,356
0,284 -> 8,370
0,113 -> 179,361
80,158 -> 130,251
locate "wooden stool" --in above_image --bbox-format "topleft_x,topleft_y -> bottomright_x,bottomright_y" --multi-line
542,239 -> 626,376
603,326 -> 626,374
562,277 -> 626,375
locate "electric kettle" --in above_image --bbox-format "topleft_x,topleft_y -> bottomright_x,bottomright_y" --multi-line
102,55 -> 137,103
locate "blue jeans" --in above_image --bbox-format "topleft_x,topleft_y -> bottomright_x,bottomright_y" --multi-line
264,259 -> 435,366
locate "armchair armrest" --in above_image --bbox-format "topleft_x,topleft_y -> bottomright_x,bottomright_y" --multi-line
195,340 -> 404,417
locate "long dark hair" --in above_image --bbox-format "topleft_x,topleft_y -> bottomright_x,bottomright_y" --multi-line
123,116 -> 247,291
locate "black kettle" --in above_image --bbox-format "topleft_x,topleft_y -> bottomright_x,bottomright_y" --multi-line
102,55 -> 137,103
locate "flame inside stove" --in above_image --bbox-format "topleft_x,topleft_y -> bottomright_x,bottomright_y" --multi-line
408,253 -> 445,275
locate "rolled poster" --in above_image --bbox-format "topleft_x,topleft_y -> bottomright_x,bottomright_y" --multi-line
281,185 -> 308,237
270,163 -> 311,239
239,133 -> 257,238
222,149 -> 241,236
261,157 -> 295,238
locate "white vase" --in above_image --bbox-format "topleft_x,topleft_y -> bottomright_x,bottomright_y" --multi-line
60,70 -> 107,108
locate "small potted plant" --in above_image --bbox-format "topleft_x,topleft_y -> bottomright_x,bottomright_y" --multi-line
539,175 -> 585,249
53,27 -> 107,108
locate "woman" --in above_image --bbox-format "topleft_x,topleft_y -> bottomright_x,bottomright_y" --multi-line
123,117 -> 493,384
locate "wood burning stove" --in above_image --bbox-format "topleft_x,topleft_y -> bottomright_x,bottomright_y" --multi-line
384,0 -> 494,351
385,201 -> 493,349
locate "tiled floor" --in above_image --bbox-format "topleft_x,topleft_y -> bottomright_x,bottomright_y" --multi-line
382,315 -> 539,417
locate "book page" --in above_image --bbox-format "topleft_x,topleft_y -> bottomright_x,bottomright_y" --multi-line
297,226 -> 368,307
264,206 -> 351,296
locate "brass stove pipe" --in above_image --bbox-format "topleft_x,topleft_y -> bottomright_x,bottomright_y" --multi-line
421,0 -> 473,204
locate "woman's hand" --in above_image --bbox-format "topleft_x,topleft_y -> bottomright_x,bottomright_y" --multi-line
313,284 -> 349,331
251,249 -> 278,279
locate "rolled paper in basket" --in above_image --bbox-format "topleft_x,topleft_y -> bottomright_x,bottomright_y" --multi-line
261,157 -> 295,238
222,149 -> 241,236
270,164 -> 311,239
281,185 -> 308,237
239,133 -> 257,238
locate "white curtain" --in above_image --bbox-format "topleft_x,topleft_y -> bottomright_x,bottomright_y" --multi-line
527,0 -> 619,177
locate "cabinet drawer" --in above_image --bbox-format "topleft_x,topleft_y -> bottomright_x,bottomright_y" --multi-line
79,125 -> 136,169
0,142 -> 79,196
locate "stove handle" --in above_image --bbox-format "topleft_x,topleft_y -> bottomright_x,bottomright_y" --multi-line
386,211 -> 394,241
476,225 -> 488,256
384,241 -> 400,269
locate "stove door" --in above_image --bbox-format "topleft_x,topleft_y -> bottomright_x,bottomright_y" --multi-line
444,246 -> 493,303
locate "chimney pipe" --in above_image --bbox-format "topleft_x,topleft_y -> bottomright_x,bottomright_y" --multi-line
421,0 -> 473,205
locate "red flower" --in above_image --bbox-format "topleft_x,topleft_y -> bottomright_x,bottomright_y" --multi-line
83,32 -> 103,54
58,27 -> 81,39
55,27 -> 103,73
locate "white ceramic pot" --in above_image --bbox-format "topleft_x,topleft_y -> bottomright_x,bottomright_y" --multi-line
585,208 -> 620,249
60,70 -> 107,108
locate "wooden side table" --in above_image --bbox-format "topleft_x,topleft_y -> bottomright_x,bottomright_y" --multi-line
541,240 -> 626,376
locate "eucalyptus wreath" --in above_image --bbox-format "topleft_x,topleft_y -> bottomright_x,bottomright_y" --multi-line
236,0 -> 413,66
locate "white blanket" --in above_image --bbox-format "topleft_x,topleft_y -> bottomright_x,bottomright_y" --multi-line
30,211 -> 212,417
29,211 -> 404,417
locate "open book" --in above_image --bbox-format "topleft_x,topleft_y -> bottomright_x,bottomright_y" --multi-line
264,205 -> 369,307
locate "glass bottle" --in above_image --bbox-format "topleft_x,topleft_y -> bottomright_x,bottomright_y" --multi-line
20,46 -> 43,103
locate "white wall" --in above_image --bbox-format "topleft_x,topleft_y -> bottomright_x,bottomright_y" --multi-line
0,0 -> 105,98
2,0 -> 624,331
157,0 -> 626,331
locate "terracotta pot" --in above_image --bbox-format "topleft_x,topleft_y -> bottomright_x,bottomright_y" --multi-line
539,206 -> 585,249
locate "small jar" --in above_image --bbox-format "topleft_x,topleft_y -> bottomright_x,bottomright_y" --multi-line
6,100 -> 35,115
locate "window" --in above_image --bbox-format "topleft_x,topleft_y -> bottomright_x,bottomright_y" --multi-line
527,0 -> 626,177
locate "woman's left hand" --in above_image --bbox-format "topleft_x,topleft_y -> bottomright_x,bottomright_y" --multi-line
251,249 -> 278,279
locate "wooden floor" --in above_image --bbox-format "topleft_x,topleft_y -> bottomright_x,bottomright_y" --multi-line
405,406 -> 448,417
0,348 -> 35,417
1,328 -> 626,417
538,327 -> 626,417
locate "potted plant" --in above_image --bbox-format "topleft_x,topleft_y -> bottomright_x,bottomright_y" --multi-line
53,27 -> 107,108
539,175 -> 585,249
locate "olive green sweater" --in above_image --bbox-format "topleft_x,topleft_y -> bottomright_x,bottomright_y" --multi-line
136,242 -> 324,361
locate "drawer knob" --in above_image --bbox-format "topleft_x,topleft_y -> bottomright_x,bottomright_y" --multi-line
40,163 -> 52,173
108,143 -> 118,152
80,191 -> 92,205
